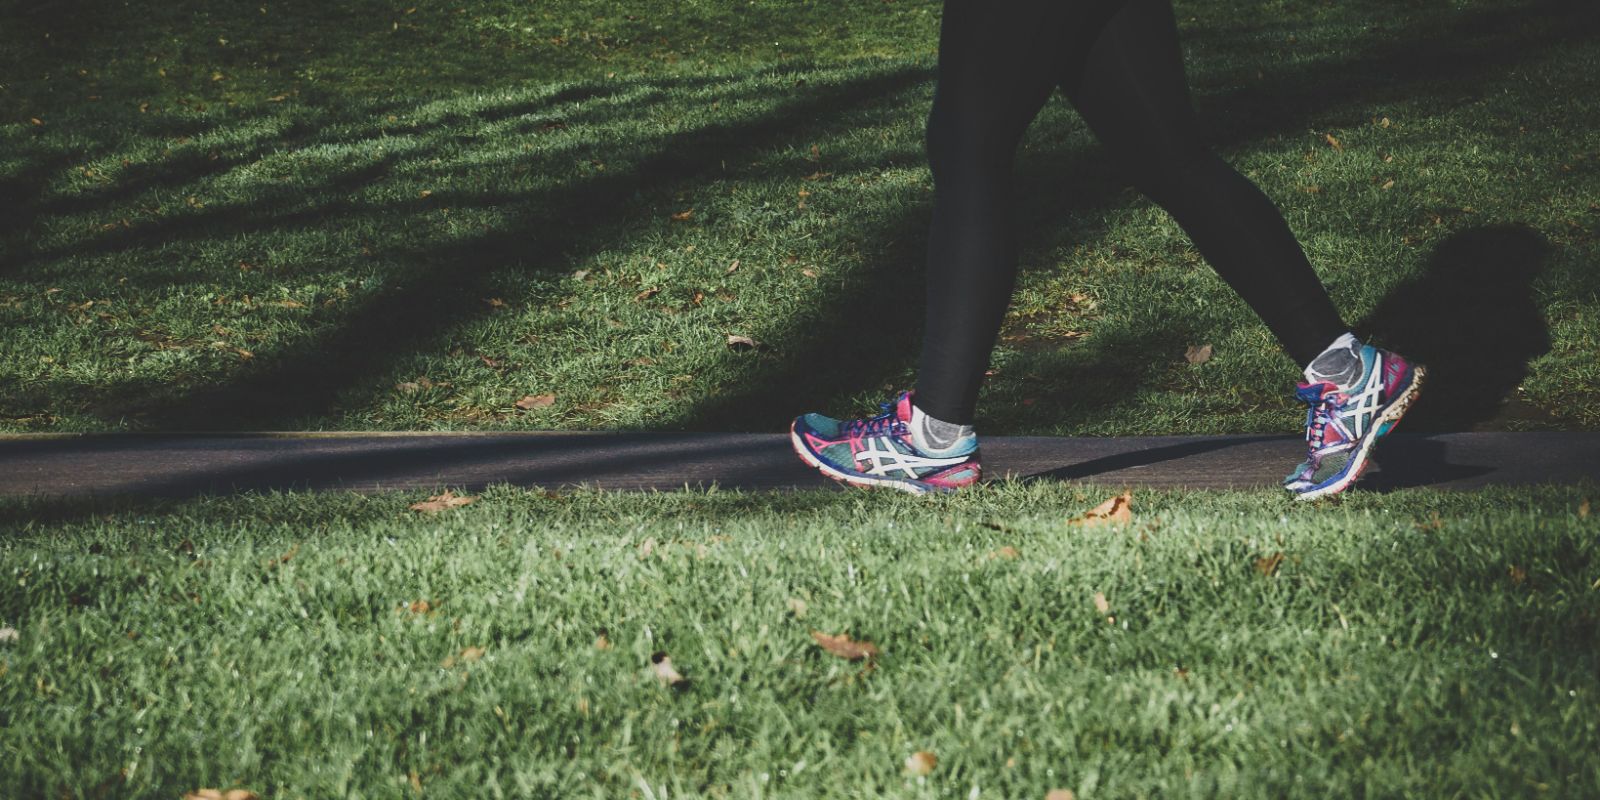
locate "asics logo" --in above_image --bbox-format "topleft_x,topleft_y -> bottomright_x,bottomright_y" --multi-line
855,438 -> 968,478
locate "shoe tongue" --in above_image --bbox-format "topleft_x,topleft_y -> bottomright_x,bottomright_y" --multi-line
1295,381 -> 1337,404
895,391 -> 916,422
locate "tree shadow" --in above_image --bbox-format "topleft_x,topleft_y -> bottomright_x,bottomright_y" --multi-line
3,0 -> 1594,434
1358,224 -> 1553,431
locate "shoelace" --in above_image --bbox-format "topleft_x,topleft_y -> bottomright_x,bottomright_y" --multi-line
842,402 -> 903,438
1299,389 -> 1344,457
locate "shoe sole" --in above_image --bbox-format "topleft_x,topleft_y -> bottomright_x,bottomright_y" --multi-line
788,421 -> 947,495
1293,364 -> 1427,501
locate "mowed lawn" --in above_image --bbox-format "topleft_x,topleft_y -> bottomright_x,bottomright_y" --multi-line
2,0 -> 1598,434
4,1 -> 1600,798
1,486 -> 1597,798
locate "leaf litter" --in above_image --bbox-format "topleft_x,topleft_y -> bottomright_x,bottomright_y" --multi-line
812,631 -> 880,661
1068,492 -> 1133,527
409,490 -> 477,514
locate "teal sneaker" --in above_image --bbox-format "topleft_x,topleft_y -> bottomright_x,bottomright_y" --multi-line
790,392 -> 981,495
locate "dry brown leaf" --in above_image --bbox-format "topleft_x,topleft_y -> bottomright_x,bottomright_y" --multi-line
405,599 -> 431,615
1508,565 -> 1527,585
1381,178 -> 1396,190
650,651 -> 686,685
670,209 -> 694,221
1068,492 -> 1133,527
1093,592 -> 1110,615
725,259 -> 741,275
904,751 -> 937,776
726,334 -> 760,350
1325,132 -> 1344,152
183,791 -> 258,800
638,537 -> 656,559
516,394 -> 556,411
1255,552 -> 1285,576
409,770 -> 423,794
442,646 -> 486,668
1046,790 -> 1077,800
1184,343 -> 1213,365
1580,499 -> 1590,519
594,632 -> 612,650
634,287 -> 660,302
801,268 -> 819,279
786,597 -> 809,618
409,490 -> 477,514
986,546 -> 1020,560
396,381 -> 421,394
813,630 -> 880,661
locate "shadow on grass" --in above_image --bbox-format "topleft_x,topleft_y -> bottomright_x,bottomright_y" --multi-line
1359,224 -> 1553,432
2,0 -> 1591,434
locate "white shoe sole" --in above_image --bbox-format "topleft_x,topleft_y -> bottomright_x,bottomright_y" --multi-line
788,422 -> 943,495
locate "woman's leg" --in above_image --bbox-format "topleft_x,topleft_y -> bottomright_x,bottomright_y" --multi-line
1063,0 -> 1348,367
913,0 -> 1125,425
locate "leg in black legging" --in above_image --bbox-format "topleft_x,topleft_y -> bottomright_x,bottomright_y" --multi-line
1064,0 -> 1346,368
914,0 -> 1126,424
914,0 -> 1348,425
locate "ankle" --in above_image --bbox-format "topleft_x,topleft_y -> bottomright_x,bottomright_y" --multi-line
909,402 -> 976,454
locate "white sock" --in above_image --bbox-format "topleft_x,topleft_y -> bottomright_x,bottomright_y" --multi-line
1303,332 -> 1364,389
909,403 -> 975,454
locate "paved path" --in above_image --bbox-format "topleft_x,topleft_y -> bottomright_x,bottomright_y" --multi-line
1,432 -> 1595,498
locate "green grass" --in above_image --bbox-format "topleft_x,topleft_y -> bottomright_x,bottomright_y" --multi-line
2,0 -> 1597,434
1,484 -> 1597,797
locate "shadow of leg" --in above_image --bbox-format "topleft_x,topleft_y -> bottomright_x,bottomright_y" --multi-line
1360,224 -> 1553,432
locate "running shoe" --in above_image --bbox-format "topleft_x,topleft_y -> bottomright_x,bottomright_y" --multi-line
1284,344 -> 1426,500
790,391 -> 981,494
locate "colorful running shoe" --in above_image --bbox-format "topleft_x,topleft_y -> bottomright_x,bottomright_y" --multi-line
790,392 -> 981,494
1284,344 -> 1426,500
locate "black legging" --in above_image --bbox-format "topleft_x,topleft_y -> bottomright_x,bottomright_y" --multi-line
914,0 -> 1347,424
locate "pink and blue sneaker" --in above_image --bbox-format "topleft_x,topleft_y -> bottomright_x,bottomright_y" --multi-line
790,392 -> 981,495
1285,344 -> 1426,500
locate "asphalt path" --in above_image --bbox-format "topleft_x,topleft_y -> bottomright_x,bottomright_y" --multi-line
1,431 -> 1596,498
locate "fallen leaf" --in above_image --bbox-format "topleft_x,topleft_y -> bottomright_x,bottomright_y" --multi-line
409,770 -> 423,794
271,299 -> 304,308
986,546 -> 1020,560
1184,343 -> 1213,365
0,626 -> 18,644
266,93 -> 289,102
1379,117 -> 1393,128
594,632 -> 611,650
725,259 -> 741,275
670,209 -> 694,221
1579,499 -> 1590,519
634,287 -> 660,302
409,490 -> 477,514
1068,492 -> 1133,527
1381,178 -> 1396,190
30,117 -> 44,126
904,751 -> 937,777
1508,565 -> 1527,585
396,381 -> 421,394
1046,791 -> 1077,800
650,651 -> 686,685
637,537 -> 656,559
516,394 -> 556,411
801,268 -> 819,279
812,630 -> 880,661
726,334 -> 760,350
484,297 -> 507,309
1255,552 -> 1285,576
418,189 -> 433,198
786,597 -> 808,618
183,791 -> 258,800
404,599 -> 431,615
441,646 -> 486,668
1093,592 -> 1110,614
572,269 -> 590,281
1325,132 -> 1344,152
